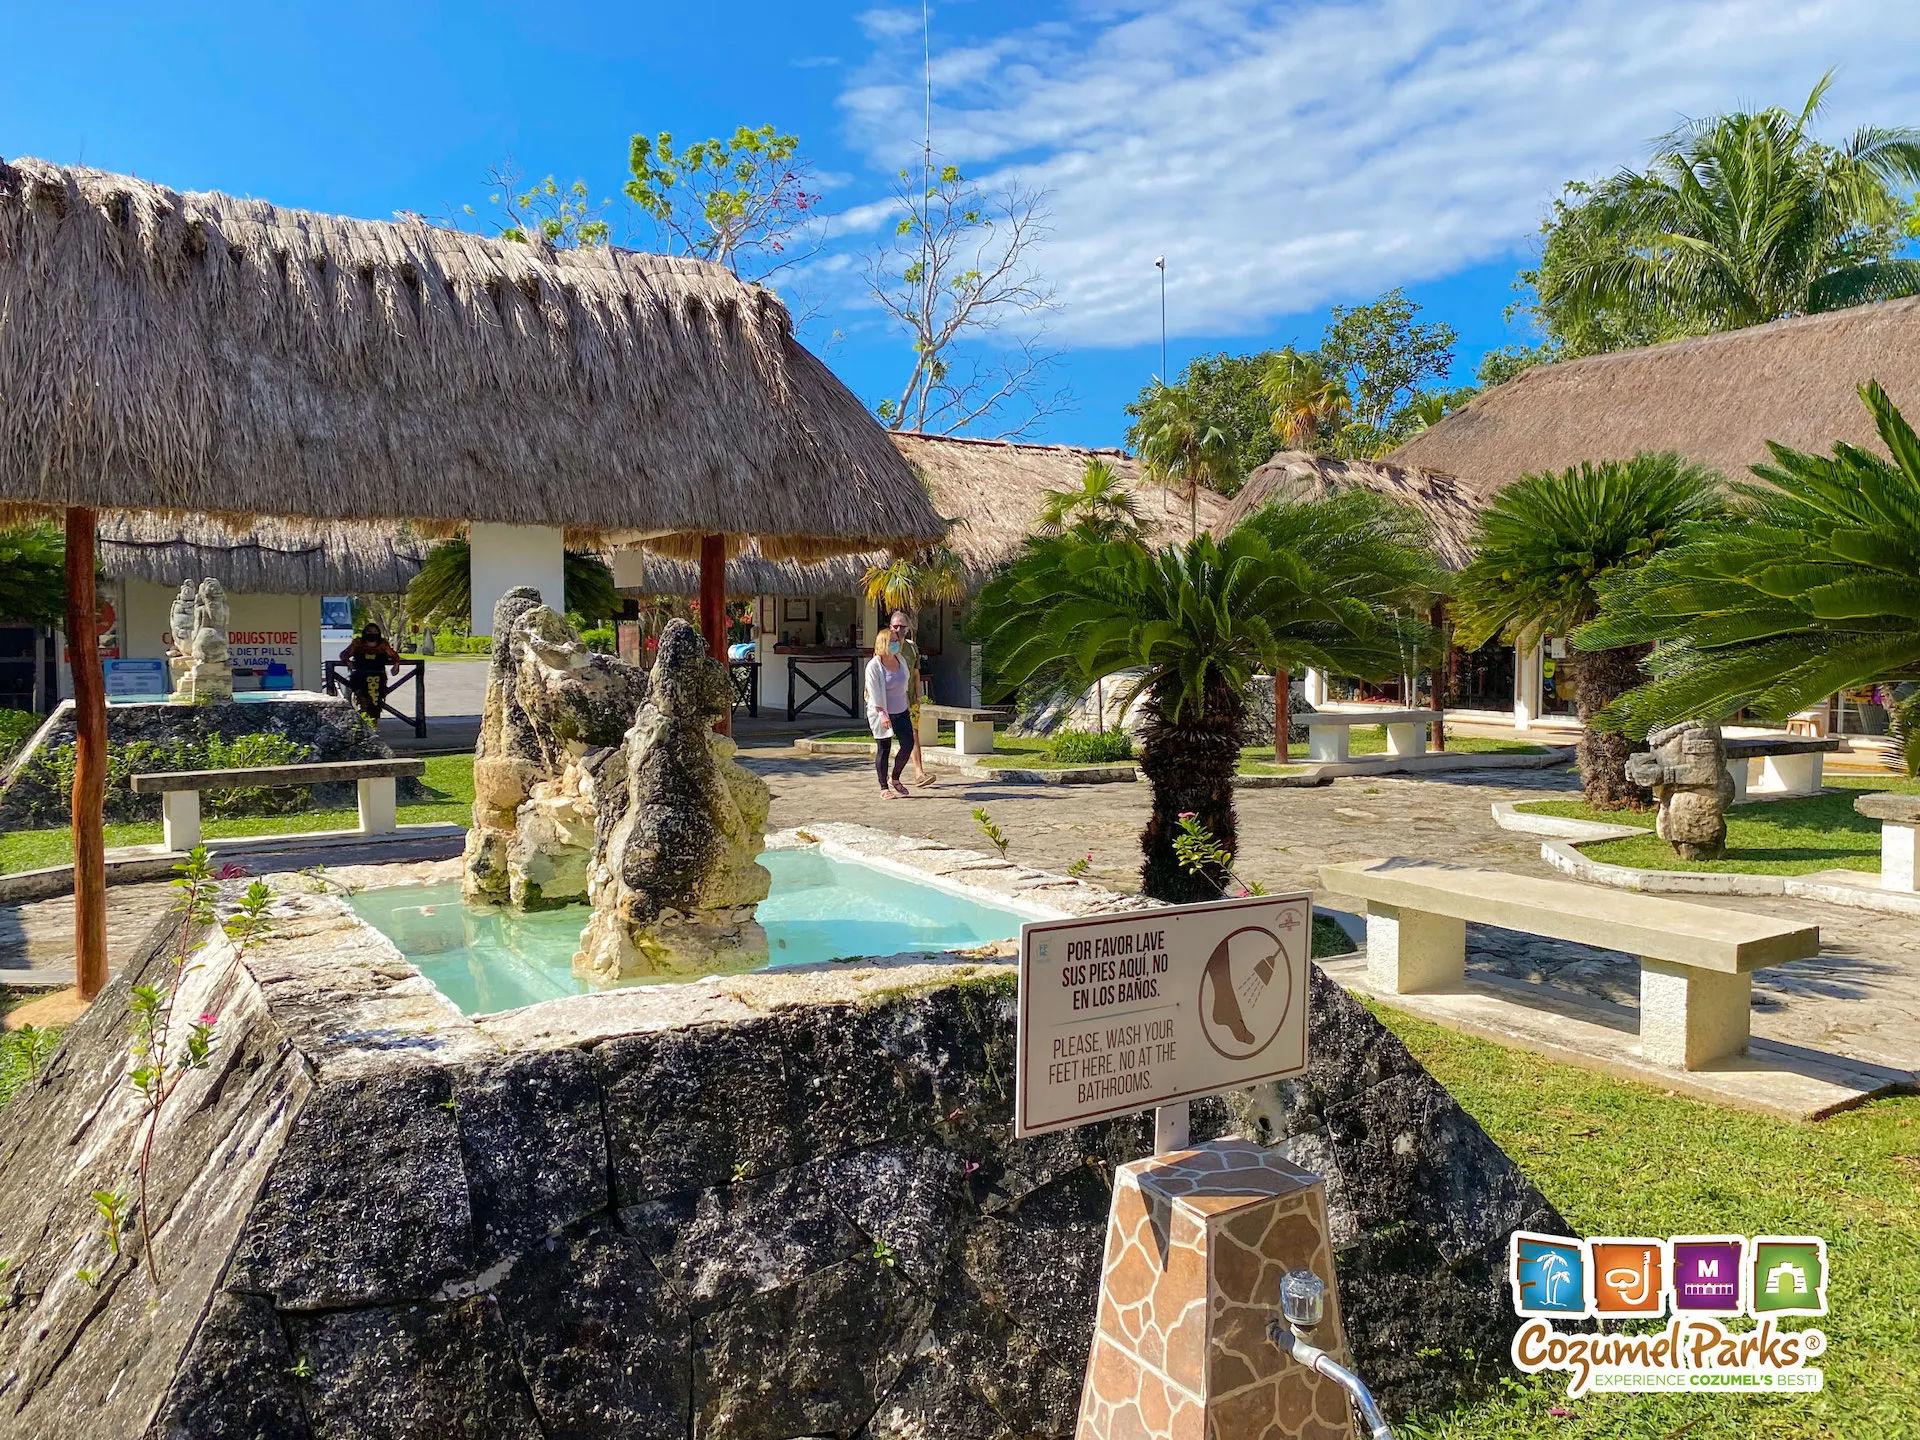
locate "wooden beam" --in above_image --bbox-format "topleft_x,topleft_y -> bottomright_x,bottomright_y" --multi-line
699,533 -> 731,738
1273,667 -> 1290,767
64,507 -> 109,1000
1429,600 -> 1448,752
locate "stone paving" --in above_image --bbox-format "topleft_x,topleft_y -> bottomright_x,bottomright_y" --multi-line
742,741 -> 1920,1084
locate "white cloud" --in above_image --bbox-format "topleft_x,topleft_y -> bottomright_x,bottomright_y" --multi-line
836,0 -> 1920,347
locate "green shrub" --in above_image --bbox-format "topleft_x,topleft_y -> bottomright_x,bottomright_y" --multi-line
6,732 -> 316,825
0,1024 -> 60,1109
1047,727 -> 1136,764
0,707 -> 39,767
431,632 -> 492,655
580,627 -> 616,654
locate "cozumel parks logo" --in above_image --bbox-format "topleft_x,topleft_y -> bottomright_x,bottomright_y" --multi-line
1508,1231 -> 1829,1397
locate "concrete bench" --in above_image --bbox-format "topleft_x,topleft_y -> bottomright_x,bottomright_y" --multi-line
921,704 -> 1013,756
1320,858 -> 1819,1070
1722,735 -> 1840,801
1854,793 -> 1920,892
1301,707 -> 1441,763
130,758 -> 426,851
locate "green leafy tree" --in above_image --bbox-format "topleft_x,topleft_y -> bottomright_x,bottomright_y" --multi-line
1522,77 -> 1920,354
1259,348 -> 1352,452
407,541 -> 619,631
1123,352 -> 1279,488
1578,382 -> 1920,771
624,125 -> 821,280
1392,385 -> 1481,440
467,163 -> 611,248
867,164 -> 1061,438
1320,288 -> 1459,439
1475,342 -> 1556,389
0,524 -> 71,626
1037,459 -> 1145,543
974,493 -> 1437,901
1133,381 -> 1234,541
1452,454 -> 1724,807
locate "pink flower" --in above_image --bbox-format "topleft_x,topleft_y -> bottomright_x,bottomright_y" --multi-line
1178,811 -> 1196,820
217,863 -> 249,880
196,1012 -> 219,1027
1548,1408 -> 1571,1418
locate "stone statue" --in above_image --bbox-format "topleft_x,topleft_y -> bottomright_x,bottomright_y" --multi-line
462,590 -> 647,909
169,578 -> 233,704
575,619 -> 772,982
1625,720 -> 1736,860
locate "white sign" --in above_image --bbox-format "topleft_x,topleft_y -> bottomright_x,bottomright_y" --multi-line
1014,893 -> 1313,1137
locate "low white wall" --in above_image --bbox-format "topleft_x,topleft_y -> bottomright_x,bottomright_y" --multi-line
470,523 -> 565,633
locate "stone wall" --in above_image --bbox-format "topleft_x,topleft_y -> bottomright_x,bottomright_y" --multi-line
0,881 -> 1558,1438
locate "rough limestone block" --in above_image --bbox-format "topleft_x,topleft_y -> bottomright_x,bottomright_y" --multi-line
1076,1138 -> 1357,1440
1365,902 -> 1466,994
1640,958 -> 1752,1069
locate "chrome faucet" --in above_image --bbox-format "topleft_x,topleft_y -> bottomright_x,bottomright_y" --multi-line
1267,1269 -> 1394,1440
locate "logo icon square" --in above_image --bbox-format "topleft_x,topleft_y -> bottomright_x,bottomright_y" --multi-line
1751,1237 -> 1827,1317
1510,1232 -> 1588,1317
1672,1237 -> 1745,1312
1589,1238 -> 1666,1317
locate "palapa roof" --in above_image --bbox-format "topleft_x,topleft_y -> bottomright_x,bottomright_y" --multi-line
97,513 -> 428,595
619,431 -> 1231,597
0,157 -> 943,561
1209,450 -> 1480,570
1391,297 -> 1920,495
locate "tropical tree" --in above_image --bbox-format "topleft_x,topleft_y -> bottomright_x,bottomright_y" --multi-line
625,125 -> 821,281
1578,381 -> 1920,773
1260,349 -> 1352,451
1134,382 -> 1234,542
861,544 -> 967,615
0,524 -> 73,626
1038,459 -> 1144,542
1451,454 -> 1724,807
1123,352 -> 1280,488
407,541 -> 620,632
975,492 -> 1437,902
1535,76 -> 1920,348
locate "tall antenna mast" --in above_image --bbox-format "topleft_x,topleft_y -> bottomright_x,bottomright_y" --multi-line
923,0 -> 933,194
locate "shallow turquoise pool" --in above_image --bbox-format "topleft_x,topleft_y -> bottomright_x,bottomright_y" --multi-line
350,848 -> 1029,1015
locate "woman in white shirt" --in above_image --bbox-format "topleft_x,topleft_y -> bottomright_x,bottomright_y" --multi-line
865,628 -> 914,797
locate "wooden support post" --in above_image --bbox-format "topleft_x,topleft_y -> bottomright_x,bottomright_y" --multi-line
1273,666 -> 1290,766
699,533 -> 731,738
1429,600 -> 1448,752
64,507 -> 109,1001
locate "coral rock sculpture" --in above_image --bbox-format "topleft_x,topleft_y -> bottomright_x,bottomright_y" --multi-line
576,619 -> 772,982
1625,719 -> 1736,860
463,589 -> 647,909
168,579 -> 233,704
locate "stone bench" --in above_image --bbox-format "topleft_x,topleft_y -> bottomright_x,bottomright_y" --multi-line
130,758 -> 426,851
1854,793 -> 1920,892
920,704 -> 1013,756
1301,707 -> 1441,763
1320,858 -> 1819,1070
1722,735 -> 1840,801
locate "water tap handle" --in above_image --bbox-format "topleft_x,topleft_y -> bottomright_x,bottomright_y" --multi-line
1280,1269 -> 1326,1330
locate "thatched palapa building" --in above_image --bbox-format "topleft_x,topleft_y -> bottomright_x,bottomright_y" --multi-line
611,432 -> 1229,715
1391,297 -> 1920,734
0,155 -> 944,997
1209,450 -> 1478,570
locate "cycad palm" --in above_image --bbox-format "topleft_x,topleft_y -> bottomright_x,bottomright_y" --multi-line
1579,381 -> 1920,759
1038,459 -> 1145,542
976,493 -> 1436,900
1259,348 -> 1351,451
1545,76 -> 1920,335
1451,454 -> 1723,806
407,540 -> 619,629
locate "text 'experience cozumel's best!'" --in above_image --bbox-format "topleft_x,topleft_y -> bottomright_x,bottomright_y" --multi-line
1014,893 -> 1313,1137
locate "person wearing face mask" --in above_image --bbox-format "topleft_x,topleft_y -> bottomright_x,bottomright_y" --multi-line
889,608 -> 936,788
865,625 -> 914,798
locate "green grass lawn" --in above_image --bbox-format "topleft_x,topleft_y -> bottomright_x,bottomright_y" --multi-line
1376,1005 -> 1919,1438
0,753 -> 475,874
1518,776 -> 1920,876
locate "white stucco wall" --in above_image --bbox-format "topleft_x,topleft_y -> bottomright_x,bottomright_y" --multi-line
470,523 -> 566,633
122,580 -> 326,691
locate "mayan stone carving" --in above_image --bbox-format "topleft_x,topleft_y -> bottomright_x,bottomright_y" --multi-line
168,578 -> 233,704
1625,719 -> 1736,861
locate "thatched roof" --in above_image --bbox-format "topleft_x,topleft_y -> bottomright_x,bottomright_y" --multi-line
1391,297 -> 1920,495
0,158 -> 944,560
619,432 -> 1231,597
1209,451 -> 1480,570
97,513 -> 428,594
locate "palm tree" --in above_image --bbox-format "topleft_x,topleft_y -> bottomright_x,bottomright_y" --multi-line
975,492 -> 1437,901
1038,458 -> 1145,542
1451,453 -> 1723,807
861,543 -> 967,615
1578,382 -> 1920,768
1134,381 -> 1234,540
1259,348 -> 1352,452
1543,76 -> 1920,337
407,540 -> 620,632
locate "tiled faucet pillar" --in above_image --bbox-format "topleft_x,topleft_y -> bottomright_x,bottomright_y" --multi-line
1077,1139 -> 1358,1440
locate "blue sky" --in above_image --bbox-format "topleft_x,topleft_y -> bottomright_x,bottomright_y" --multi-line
5,1 -> 1917,449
